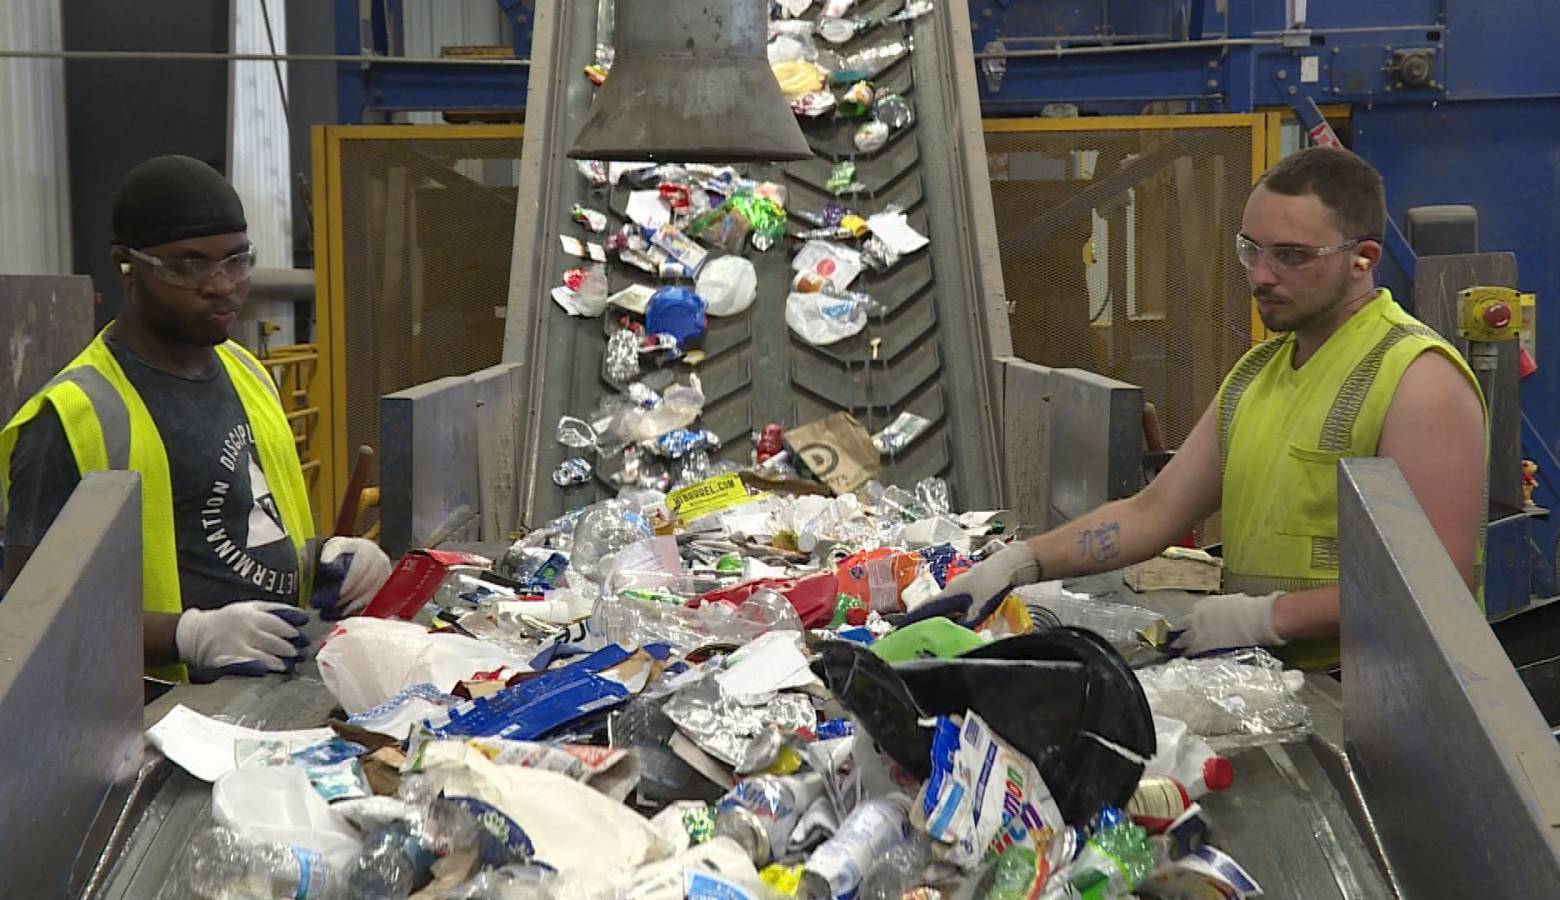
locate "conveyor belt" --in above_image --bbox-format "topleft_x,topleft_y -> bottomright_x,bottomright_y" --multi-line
501,0 -> 1012,526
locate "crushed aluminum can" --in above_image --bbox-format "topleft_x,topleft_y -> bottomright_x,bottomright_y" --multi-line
576,159 -> 608,186
604,329 -> 640,385
874,92 -> 915,129
817,17 -> 863,44
826,161 -> 863,195
652,428 -> 721,460
872,410 -> 931,455
658,183 -> 692,211
714,772 -> 827,866
553,457 -> 592,487
571,203 -> 608,233
862,234 -> 901,271
556,415 -> 598,449
626,382 -> 663,409
839,81 -> 875,118
790,89 -> 836,118
854,120 -> 890,153
889,0 -> 934,22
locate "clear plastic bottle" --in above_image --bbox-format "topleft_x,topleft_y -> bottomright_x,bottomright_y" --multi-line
186,826 -> 340,900
856,833 -> 932,900
343,821 -> 419,899
1039,823 -> 1153,900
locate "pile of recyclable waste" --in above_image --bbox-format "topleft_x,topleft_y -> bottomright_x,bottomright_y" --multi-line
159,466 -> 1308,898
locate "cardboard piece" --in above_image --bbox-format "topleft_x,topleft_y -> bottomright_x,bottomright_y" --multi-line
785,412 -> 882,496
1123,547 -> 1223,593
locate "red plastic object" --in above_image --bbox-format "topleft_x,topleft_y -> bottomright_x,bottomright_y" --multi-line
835,548 -> 920,613
362,549 -> 492,619
755,423 -> 785,463
693,571 -> 840,629
1483,302 -> 1512,329
1202,755 -> 1235,792
1520,345 -> 1538,379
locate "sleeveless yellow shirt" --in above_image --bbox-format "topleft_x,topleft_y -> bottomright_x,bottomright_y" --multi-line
1216,289 -> 1485,669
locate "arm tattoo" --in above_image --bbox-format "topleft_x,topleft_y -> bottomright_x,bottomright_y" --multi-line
1078,521 -> 1122,563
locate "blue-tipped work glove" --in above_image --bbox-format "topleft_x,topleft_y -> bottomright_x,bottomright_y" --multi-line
177,601 -> 312,680
898,542 -> 1042,627
1169,592 -> 1285,657
310,536 -> 393,620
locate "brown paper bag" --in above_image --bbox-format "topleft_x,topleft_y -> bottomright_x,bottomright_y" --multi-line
785,411 -> 882,496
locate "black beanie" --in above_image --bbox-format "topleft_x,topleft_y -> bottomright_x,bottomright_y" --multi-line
111,155 -> 248,249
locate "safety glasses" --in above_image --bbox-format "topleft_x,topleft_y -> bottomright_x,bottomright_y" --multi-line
1235,233 -> 1369,272
125,245 -> 257,289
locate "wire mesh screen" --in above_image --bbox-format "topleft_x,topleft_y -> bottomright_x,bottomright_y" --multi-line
985,125 -> 1257,457
336,134 -> 523,512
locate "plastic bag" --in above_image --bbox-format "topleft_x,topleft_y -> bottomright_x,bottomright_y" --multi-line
792,240 -> 862,291
786,291 -> 871,345
607,376 -> 706,444
318,617 -> 533,715
1011,582 -> 1169,646
1134,648 -> 1311,745
212,765 -> 363,869
696,255 -> 759,317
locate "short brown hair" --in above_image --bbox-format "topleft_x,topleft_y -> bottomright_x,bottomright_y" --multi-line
1257,147 -> 1386,241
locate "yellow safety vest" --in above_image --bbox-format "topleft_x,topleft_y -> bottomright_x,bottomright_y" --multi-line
0,327 -> 315,682
1216,290 -> 1485,669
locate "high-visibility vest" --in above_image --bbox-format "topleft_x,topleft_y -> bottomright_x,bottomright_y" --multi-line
1216,290 -> 1485,669
0,328 -> 315,681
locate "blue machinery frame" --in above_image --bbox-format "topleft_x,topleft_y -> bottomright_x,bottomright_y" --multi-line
335,0 -> 1560,611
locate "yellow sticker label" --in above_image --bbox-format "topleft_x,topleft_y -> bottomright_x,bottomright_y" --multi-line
666,472 -> 754,524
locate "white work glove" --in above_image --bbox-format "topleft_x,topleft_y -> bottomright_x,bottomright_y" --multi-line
309,536 -> 393,620
902,542 -> 1042,626
176,601 -> 312,679
1171,592 -> 1285,657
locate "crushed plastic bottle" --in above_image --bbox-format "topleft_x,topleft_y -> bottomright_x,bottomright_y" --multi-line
1039,822 -> 1153,900
344,820 -> 436,899
856,833 -> 933,900
186,826 -> 341,900
570,499 -> 654,581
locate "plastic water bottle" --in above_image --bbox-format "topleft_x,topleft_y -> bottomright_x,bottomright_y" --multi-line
343,821 -> 426,899
856,833 -> 932,900
186,826 -> 339,899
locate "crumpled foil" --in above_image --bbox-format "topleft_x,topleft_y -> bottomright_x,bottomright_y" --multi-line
605,329 -> 641,385
662,675 -> 817,766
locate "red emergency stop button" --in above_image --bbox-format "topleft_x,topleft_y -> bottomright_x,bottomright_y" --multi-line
1484,302 -> 1512,329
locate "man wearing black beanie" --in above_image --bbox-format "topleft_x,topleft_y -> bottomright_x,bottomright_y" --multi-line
0,155 -> 392,682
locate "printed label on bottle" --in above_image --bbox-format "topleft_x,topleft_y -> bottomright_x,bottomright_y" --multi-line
290,847 -> 327,899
